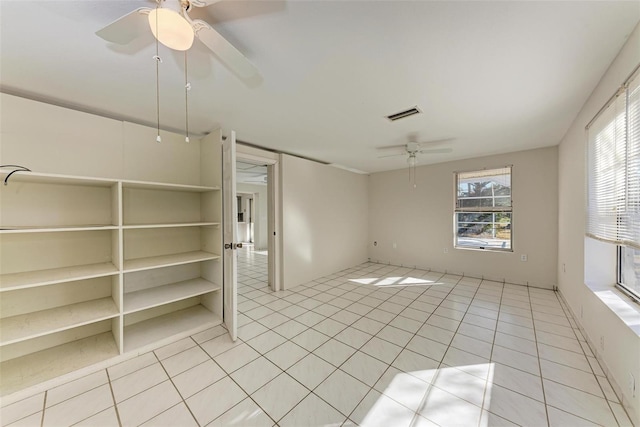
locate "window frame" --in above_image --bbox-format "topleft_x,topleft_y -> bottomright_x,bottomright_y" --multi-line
617,245 -> 640,302
587,63 -> 640,302
453,166 -> 513,252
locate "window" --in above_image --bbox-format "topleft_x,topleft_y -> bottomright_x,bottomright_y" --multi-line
237,195 -> 244,222
619,246 -> 640,299
454,166 -> 512,251
587,67 -> 640,300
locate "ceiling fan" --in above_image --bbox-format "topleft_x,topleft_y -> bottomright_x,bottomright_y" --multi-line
378,138 -> 454,188
95,0 -> 259,80
378,139 -> 454,161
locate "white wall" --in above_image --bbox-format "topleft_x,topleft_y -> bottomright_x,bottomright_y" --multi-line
369,146 -> 558,288
237,183 -> 268,250
280,154 -> 369,289
0,94 -> 202,185
557,23 -> 640,424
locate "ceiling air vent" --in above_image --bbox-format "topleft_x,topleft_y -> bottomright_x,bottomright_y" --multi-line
386,106 -> 422,122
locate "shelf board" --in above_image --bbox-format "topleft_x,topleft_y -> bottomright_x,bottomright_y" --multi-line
122,222 -> 220,230
124,305 -> 221,353
0,225 -> 118,234
124,278 -> 221,314
0,263 -> 119,292
0,298 -> 119,346
0,171 -> 218,191
0,332 -> 119,397
123,251 -> 220,273
121,179 -> 219,192
0,171 -> 117,187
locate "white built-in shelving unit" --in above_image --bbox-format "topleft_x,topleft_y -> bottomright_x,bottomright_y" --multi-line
0,167 -> 223,395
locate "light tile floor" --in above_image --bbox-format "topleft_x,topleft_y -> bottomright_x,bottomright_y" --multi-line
1,246 -> 635,426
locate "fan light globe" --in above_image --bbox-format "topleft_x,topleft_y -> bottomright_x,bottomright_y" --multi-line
148,8 -> 194,51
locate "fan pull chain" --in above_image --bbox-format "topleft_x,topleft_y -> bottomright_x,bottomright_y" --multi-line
184,51 -> 190,143
408,157 -> 417,189
409,164 -> 415,188
154,2 -> 161,143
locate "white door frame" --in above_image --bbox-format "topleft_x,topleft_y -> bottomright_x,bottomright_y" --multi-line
235,151 -> 282,292
222,132 -> 238,340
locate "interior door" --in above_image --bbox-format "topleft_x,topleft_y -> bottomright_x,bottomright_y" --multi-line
223,131 -> 238,340
267,164 -> 276,291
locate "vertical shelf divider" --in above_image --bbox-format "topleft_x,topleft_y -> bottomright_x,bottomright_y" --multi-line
111,181 -> 124,354
114,181 -> 124,354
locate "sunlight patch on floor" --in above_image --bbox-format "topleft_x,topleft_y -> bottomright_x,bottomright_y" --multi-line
348,275 -> 450,288
361,364 -> 493,427
348,278 -> 380,285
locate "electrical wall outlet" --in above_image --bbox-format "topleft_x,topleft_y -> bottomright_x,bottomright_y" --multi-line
393,242 -> 397,249
563,263 -> 566,273
600,336 -> 605,351
520,254 -> 528,262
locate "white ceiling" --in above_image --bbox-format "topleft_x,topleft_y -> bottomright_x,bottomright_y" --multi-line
1,1 -> 638,173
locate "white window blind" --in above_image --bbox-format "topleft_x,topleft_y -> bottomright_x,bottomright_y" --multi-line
587,71 -> 640,250
627,72 -> 640,249
455,167 -> 512,250
456,167 -> 512,211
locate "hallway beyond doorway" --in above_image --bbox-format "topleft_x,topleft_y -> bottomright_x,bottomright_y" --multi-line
237,245 -> 270,311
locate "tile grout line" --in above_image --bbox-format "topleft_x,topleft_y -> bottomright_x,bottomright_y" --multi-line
39,390 -> 47,427
527,286 -> 552,427
150,346 -> 201,427
217,366 -> 284,426
105,369 -> 123,427
478,276 -> 506,427
186,338 -> 235,413
44,378 -> 119,427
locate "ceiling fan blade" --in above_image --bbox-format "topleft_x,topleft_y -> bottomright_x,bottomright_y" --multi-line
189,0 -> 224,7
376,143 -> 408,150
95,8 -> 152,45
418,137 -> 455,145
378,153 -> 407,158
191,19 -> 260,79
418,148 -> 453,154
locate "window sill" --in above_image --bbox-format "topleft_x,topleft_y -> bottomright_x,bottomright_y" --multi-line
584,281 -> 640,337
454,246 -> 513,253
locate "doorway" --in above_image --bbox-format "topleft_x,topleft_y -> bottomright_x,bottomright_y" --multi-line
235,157 -> 280,293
